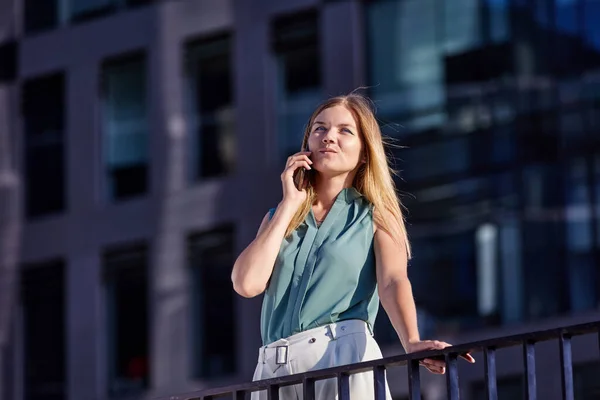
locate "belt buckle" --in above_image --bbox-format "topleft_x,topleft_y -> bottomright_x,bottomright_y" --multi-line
275,345 -> 288,365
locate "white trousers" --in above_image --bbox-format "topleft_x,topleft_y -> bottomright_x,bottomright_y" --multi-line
251,320 -> 392,400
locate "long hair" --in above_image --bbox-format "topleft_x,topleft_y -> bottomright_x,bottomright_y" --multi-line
285,93 -> 412,259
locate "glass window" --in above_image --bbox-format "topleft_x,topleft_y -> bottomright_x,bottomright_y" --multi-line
103,244 -> 149,397
486,0 -> 510,43
101,52 -> 149,201
559,105 -> 585,149
555,0 -> 579,36
272,10 -> 322,158
595,154 -> 600,248
185,34 -> 235,180
564,158 -> 596,312
0,40 -> 17,83
574,360 -> 600,399
443,0 -> 481,55
22,72 -> 66,218
24,0 -> 60,34
402,137 -> 469,182
21,260 -> 66,400
188,226 -> 236,378
499,215 -> 524,324
70,0 -> 116,22
366,0 -> 445,134
410,231 -> 478,330
521,164 -> 567,319
566,158 -> 593,253
584,1 -> 600,48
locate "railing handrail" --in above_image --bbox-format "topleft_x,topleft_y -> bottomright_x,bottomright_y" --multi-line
156,320 -> 600,400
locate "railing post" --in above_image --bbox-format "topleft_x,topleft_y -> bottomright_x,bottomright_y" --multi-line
407,359 -> 421,400
484,347 -> 498,400
445,353 -> 460,400
267,385 -> 279,400
523,340 -> 537,400
373,365 -> 388,400
303,377 -> 315,400
234,390 -> 246,400
559,334 -> 574,400
337,372 -> 350,400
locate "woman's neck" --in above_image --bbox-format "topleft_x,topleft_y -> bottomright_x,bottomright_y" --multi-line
313,174 -> 354,207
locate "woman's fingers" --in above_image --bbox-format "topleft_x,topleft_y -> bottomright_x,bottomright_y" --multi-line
419,359 -> 446,374
422,358 -> 445,370
286,153 -> 312,167
285,160 -> 312,175
460,353 -> 476,363
411,340 -> 476,374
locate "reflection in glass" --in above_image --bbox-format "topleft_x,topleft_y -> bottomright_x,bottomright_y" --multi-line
366,0 -> 444,134
185,35 -> 236,180
101,54 -> 148,200
565,158 -> 596,311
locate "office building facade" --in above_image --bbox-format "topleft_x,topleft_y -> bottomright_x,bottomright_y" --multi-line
0,0 -> 599,399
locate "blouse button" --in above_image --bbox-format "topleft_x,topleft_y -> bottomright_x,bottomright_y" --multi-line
309,338 -> 316,343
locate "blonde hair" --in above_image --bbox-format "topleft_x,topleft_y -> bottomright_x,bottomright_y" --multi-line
285,93 -> 412,259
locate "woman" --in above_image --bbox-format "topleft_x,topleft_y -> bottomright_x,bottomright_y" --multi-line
231,94 -> 474,399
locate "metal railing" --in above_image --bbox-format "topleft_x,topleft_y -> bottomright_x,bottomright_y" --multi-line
157,321 -> 600,400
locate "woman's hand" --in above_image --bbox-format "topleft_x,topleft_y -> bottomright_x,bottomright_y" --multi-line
405,340 -> 475,374
281,151 -> 312,208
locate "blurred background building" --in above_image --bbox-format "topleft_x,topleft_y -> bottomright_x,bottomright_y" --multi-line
0,0 -> 600,399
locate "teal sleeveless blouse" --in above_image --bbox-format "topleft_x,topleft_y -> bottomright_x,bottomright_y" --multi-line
260,187 -> 380,346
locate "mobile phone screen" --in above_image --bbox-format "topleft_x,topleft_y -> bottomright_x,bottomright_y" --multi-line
293,168 -> 305,190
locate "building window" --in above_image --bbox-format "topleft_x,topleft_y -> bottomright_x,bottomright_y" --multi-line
22,72 -> 66,219
184,34 -> 235,180
565,158 -> 596,312
23,0 -> 155,31
70,0 -> 117,22
271,10 -> 322,159
188,226 -> 236,378
521,164 -> 567,319
366,0 -> 445,135
24,0 -> 60,34
21,259 -> 66,400
103,243 -> 149,397
69,0 -> 152,23
100,52 -> 149,201
0,40 -> 18,83
574,361 -> 600,399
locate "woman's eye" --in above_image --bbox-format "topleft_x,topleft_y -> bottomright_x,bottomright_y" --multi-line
342,128 -> 353,134
315,126 -> 326,131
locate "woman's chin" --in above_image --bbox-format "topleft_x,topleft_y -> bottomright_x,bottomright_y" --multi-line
313,166 -> 353,178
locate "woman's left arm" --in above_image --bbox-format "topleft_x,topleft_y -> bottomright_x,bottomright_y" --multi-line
374,219 -> 475,374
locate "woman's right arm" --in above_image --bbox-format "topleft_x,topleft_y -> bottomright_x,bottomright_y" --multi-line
231,202 -> 297,298
231,151 -> 313,298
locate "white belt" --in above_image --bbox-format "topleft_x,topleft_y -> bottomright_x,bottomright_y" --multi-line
258,319 -> 373,365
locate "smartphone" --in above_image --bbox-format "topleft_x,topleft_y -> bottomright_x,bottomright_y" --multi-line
293,148 -> 311,190
293,167 -> 306,190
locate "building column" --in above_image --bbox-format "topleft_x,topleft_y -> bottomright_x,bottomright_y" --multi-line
147,4 -> 191,396
322,0 -> 366,96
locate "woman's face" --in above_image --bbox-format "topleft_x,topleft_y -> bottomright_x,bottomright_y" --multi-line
307,105 -> 364,177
